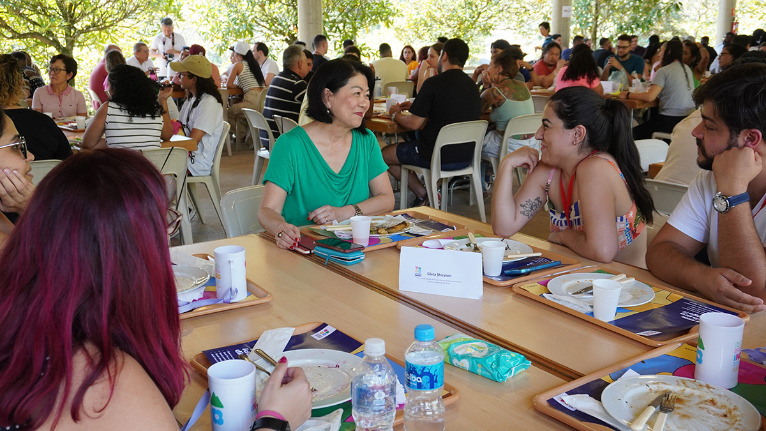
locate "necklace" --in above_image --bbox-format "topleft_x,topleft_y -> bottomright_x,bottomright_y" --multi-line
558,150 -> 599,227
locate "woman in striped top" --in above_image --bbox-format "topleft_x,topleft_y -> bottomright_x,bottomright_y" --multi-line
227,41 -> 266,147
82,65 -> 173,150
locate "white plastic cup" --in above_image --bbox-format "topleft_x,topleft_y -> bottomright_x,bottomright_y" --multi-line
600,81 -> 613,93
481,240 -> 506,276
694,312 -> 745,389
349,215 -> 372,246
387,86 -> 397,97
214,245 -> 248,302
208,360 -> 257,431
75,116 -> 86,129
592,279 -> 623,322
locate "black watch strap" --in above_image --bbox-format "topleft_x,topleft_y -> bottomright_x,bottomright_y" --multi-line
251,416 -> 291,431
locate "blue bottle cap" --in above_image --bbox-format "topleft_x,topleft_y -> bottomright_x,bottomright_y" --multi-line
414,324 -> 435,341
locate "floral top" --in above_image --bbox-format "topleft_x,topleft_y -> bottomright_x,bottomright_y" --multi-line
546,156 -> 645,250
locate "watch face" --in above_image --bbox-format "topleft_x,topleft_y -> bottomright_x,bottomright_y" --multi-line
713,193 -> 729,213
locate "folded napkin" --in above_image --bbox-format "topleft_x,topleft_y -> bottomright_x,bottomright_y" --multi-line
295,408 -> 343,431
248,327 -> 295,367
542,293 -> 592,315
170,249 -> 215,277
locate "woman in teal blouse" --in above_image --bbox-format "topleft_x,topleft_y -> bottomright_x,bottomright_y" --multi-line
259,59 -> 395,250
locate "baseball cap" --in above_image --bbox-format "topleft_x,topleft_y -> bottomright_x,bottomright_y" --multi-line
169,55 -> 212,78
160,17 -> 173,26
229,41 -> 249,56
189,44 -> 206,56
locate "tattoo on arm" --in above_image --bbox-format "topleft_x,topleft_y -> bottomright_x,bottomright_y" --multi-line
520,197 -> 543,219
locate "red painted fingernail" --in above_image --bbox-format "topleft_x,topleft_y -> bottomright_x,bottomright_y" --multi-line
293,242 -> 298,246
279,356 -> 287,363
289,246 -> 294,250
307,217 -> 311,220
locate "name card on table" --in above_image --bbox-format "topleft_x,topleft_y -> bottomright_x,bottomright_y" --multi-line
399,247 -> 483,299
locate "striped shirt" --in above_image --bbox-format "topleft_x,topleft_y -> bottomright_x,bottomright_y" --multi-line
234,62 -> 263,93
261,69 -> 307,149
104,102 -> 163,150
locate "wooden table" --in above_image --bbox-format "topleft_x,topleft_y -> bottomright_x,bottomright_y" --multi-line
297,208 -> 766,380
62,128 -> 198,151
172,235 -> 571,430
530,89 -> 658,119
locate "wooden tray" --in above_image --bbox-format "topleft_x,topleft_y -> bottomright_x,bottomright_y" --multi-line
300,210 -> 468,252
512,267 -> 750,346
58,124 -> 85,132
398,230 -> 583,286
190,322 -> 460,427
533,342 -> 766,430
178,254 -> 272,320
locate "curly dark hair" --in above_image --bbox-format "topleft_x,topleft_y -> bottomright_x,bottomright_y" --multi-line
561,44 -> 599,83
108,65 -> 164,119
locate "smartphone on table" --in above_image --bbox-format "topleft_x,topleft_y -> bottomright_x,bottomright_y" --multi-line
315,238 -> 365,253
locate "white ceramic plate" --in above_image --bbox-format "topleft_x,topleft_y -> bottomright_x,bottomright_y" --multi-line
173,265 -> 210,302
547,273 -> 655,307
601,375 -> 761,431
255,349 -> 362,409
334,216 -> 413,238
442,237 -> 534,261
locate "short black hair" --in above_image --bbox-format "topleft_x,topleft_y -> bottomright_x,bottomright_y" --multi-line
344,45 -> 362,59
294,41 -> 307,47
379,43 -> 392,56
617,34 -> 631,43
701,36 -> 710,45
306,58 -> 375,132
50,53 -> 78,79
539,22 -> 550,31
342,39 -> 354,49
436,36 -> 448,43
160,17 -> 173,26
490,39 -> 511,51
733,34 -> 752,47
542,42 -> 561,56
442,38 -> 469,67
599,38 -> 610,47
649,35 -> 660,45
551,34 -> 561,40
692,63 -> 766,139
313,34 -> 327,49
573,35 -> 584,44
254,42 -> 268,57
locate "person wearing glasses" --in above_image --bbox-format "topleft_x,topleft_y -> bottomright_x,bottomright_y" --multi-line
170,55 -> 224,176
0,149 -> 312,430
0,107 -> 35,249
31,54 -> 87,119
600,34 -> 645,86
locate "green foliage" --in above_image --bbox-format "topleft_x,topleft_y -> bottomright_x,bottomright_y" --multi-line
572,0 -> 682,42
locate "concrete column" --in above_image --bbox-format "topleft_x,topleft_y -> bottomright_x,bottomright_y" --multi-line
716,0 -> 736,46
298,0 -> 323,47
551,0 -> 572,47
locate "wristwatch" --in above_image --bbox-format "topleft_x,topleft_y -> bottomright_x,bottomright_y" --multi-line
712,191 -> 750,213
251,417 -> 291,431
352,203 -> 363,216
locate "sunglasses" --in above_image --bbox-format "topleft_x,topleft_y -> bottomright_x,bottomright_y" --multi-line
0,136 -> 28,159
166,207 -> 182,237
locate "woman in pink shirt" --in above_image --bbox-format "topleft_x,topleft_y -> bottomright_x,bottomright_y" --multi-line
554,44 -> 603,95
31,54 -> 87,118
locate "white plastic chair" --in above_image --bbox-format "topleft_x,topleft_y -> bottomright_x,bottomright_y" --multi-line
220,185 -> 266,238
645,178 -> 688,216
651,131 -> 672,143
482,113 -> 541,187
141,147 -> 193,244
531,94 -> 549,113
187,122 -> 230,227
400,120 -> 489,222
28,160 -> 62,186
385,80 -> 415,98
635,139 -> 669,173
243,108 -> 275,186
273,115 -> 298,134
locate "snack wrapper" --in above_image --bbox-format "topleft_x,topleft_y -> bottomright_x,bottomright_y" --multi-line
438,333 -> 531,382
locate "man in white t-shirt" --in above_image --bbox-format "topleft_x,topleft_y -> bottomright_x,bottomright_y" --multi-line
149,17 -> 186,78
126,42 -> 155,75
647,63 -> 766,313
253,42 -> 280,86
370,43 -> 407,89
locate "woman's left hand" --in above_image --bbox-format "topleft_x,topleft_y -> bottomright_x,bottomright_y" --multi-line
308,205 -> 349,225
0,168 -> 34,215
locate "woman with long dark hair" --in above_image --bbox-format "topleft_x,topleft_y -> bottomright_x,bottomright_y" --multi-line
259,59 -> 394,249
82,64 -> 173,150
399,44 -> 418,76
622,40 -> 695,140
170,55 -> 225,176
642,42 -> 662,81
0,149 -> 312,430
493,87 -> 654,264
227,41 -> 266,148
554,44 -> 603,95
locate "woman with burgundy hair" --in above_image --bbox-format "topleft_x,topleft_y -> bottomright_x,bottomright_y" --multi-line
0,149 -> 311,429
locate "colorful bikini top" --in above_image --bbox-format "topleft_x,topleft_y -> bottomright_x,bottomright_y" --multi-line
545,154 -> 645,251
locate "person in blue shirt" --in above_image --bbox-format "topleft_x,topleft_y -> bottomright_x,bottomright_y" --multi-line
562,35 -> 584,61
600,34 -> 645,85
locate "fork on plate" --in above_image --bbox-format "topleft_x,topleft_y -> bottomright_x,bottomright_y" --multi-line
653,392 -> 677,431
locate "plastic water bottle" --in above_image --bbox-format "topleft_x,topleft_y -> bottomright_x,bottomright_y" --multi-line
404,324 -> 445,431
352,338 -> 396,431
